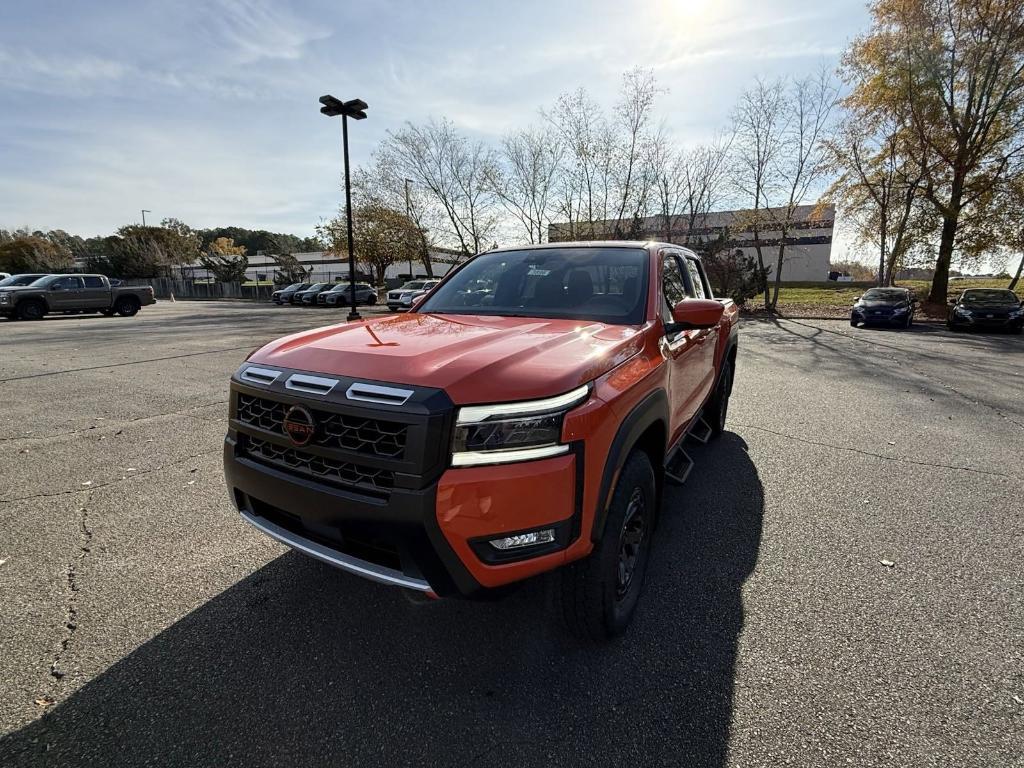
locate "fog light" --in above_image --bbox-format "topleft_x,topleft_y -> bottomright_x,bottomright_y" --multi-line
489,529 -> 555,550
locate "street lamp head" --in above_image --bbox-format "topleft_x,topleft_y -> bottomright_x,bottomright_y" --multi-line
319,94 -> 368,119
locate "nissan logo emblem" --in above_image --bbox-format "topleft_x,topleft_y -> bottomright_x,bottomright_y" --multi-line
282,405 -> 316,446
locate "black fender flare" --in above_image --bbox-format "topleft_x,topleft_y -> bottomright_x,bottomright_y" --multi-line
590,388 -> 669,543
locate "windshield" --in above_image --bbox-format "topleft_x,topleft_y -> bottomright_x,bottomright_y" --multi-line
862,288 -> 909,302
282,283 -> 301,291
418,246 -> 650,325
961,289 -> 1018,305
305,283 -> 326,291
402,281 -> 428,290
29,275 -> 61,288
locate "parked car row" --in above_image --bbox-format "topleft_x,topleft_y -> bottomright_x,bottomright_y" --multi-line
270,279 -> 444,312
850,287 -> 1022,334
271,281 -> 378,307
0,273 -> 155,320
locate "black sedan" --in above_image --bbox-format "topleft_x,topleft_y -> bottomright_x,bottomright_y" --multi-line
271,282 -> 310,305
947,289 -> 1023,334
850,288 -> 917,329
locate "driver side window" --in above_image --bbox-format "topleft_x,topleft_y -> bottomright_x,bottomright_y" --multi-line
661,255 -> 688,323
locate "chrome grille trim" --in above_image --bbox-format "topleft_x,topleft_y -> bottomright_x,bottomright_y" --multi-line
346,382 -> 414,406
285,373 -> 339,395
240,366 -> 281,386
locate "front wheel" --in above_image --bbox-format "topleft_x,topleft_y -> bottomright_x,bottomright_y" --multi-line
560,450 -> 656,641
16,300 -> 45,320
365,294 -> 377,306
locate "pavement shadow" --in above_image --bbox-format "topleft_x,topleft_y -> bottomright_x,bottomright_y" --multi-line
0,432 -> 763,768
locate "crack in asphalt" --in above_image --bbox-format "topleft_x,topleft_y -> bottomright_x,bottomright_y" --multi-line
735,422 -> 1022,482
778,319 -> 1024,432
47,493 -> 93,689
0,400 -> 228,443
0,344 -> 254,384
0,448 -> 223,506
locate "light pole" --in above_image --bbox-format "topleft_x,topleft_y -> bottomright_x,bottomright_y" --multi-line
141,209 -> 151,227
404,178 -> 414,279
319,94 -> 368,322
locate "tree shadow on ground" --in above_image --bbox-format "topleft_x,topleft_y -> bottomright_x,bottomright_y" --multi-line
1,433 -> 763,768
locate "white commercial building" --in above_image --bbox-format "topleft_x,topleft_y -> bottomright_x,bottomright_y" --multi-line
549,204 -> 836,282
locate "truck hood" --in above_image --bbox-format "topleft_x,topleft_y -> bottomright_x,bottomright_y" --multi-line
250,313 -> 646,404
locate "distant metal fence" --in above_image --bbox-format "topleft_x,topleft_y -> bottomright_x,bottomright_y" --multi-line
120,278 -> 275,301
119,275 -> 418,301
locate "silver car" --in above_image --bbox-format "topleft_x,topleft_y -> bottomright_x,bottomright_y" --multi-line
386,280 -> 440,311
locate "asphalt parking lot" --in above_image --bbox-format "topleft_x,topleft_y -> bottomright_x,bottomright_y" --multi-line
1,301 -> 1021,767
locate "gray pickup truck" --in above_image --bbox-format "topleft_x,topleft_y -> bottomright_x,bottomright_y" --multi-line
0,274 -> 156,320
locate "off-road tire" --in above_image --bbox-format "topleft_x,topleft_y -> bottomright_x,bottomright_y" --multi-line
115,297 -> 140,317
560,450 -> 656,641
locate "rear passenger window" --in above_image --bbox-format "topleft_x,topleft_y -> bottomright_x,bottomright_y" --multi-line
83,276 -> 104,288
684,259 -> 707,299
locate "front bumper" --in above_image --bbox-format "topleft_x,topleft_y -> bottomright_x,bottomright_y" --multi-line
223,375 -> 581,596
852,309 -> 908,325
949,312 -> 1022,330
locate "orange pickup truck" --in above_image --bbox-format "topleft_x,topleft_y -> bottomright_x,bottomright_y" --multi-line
223,242 -> 739,639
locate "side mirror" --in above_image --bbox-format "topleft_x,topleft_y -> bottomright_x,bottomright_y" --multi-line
666,299 -> 724,333
411,294 -> 427,307
948,299 -> 956,306
853,295 -> 861,302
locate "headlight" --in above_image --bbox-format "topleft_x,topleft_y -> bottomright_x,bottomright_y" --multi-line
451,385 -> 590,467
892,305 -> 908,314
1009,308 -> 1023,318
955,307 -> 972,317
0,293 -> 9,304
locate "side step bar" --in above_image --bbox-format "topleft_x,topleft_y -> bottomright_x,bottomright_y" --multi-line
664,413 -> 713,485
665,446 -> 694,485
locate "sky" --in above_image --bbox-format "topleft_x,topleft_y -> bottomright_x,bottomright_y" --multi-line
0,0 -> 872,256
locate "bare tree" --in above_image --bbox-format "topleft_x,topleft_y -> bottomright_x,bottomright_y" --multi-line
485,126 -> 563,243
544,87 -> 617,239
380,119 -> 498,258
650,132 -> 731,246
765,71 -> 839,309
730,78 -> 787,308
610,68 -> 661,238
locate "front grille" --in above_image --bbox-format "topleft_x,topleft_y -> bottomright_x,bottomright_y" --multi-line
244,437 -> 395,495
237,393 -> 407,458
